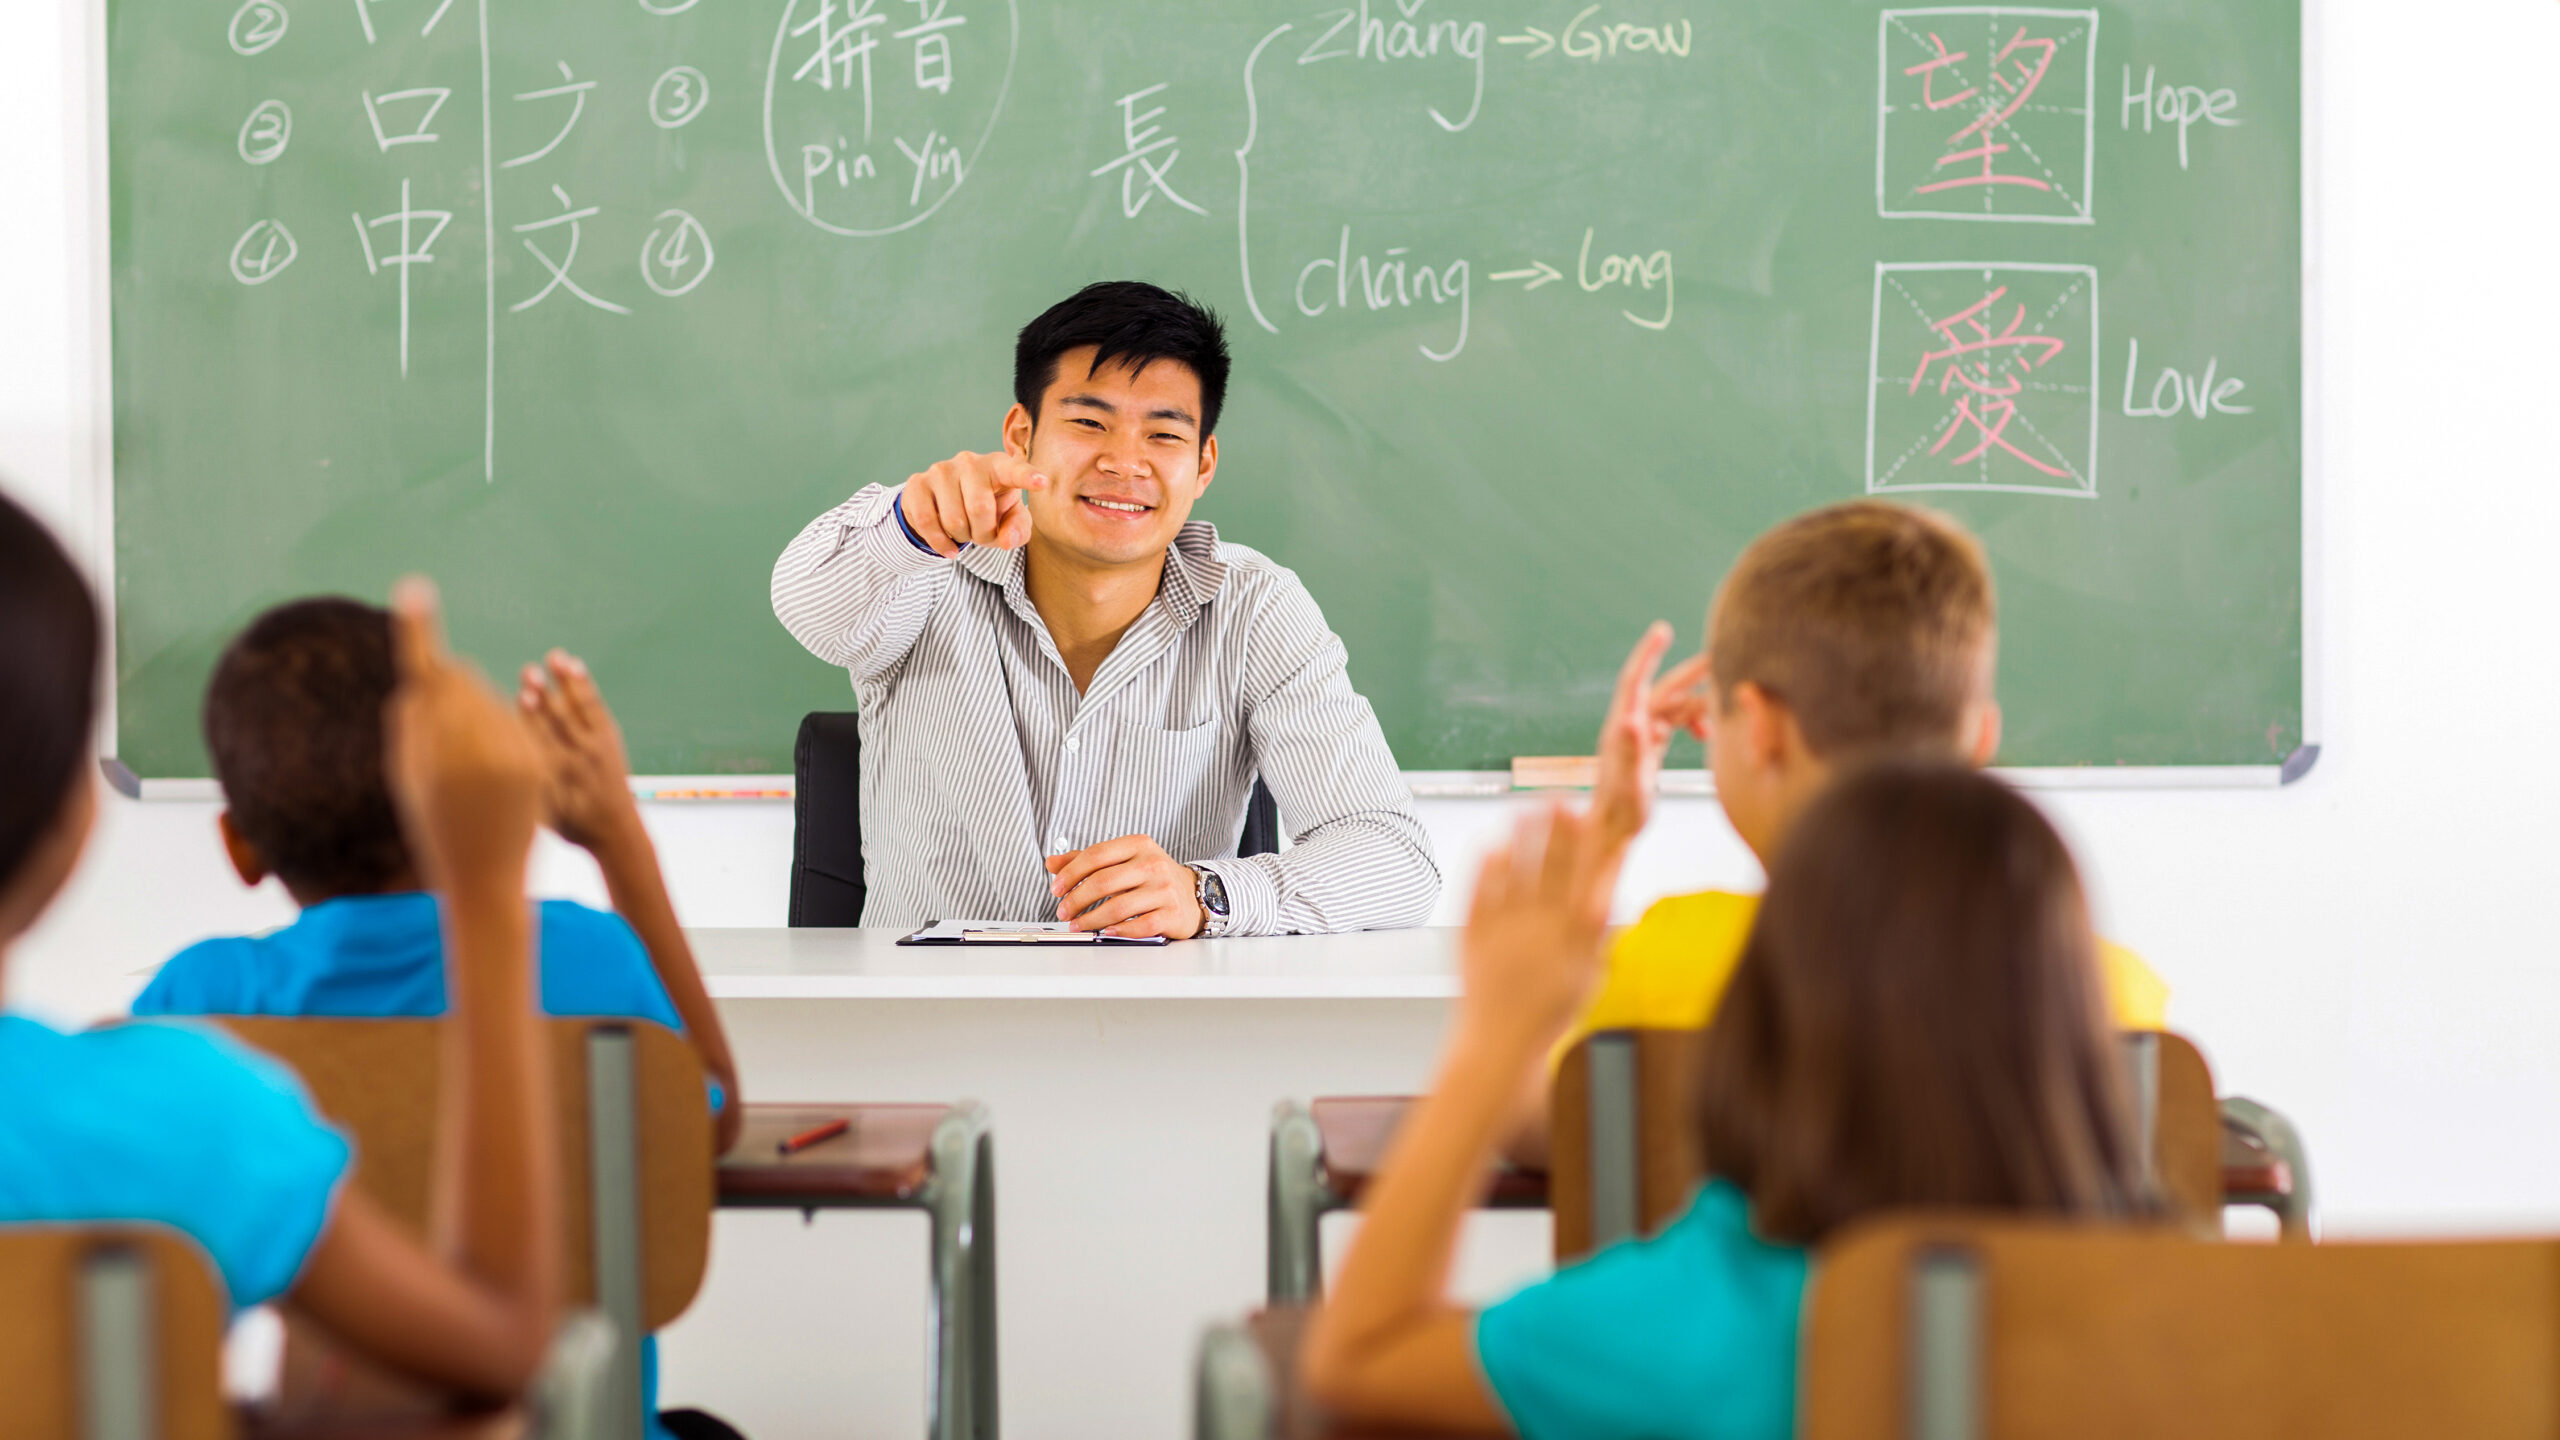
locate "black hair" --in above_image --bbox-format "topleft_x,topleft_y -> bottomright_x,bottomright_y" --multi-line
1013,281 -> 1232,439
202,597 -> 412,898
0,491 -> 100,894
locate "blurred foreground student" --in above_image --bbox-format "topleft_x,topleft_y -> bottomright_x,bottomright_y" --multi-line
1302,761 -> 2151,1437
0,491 -> 559,1404
1514,502 -> 2166,1165
131,597 -> 743,1439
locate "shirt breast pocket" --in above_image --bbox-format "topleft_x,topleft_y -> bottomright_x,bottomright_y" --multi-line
1104,718 -> 1230,845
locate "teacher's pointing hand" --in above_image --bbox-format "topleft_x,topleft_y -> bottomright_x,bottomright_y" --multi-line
898,450 -> 1049,556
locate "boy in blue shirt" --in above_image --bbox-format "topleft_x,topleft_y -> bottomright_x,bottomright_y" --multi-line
137,597 -> 741,1142
135,596 -> 744,1440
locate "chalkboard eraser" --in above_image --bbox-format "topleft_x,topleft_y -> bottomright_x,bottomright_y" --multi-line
2280,743 -> 2321,785
1511,756 -> 1597,790
99,757 -> 141,799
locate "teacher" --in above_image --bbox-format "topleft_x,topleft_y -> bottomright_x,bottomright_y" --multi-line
772,281 -> 1439,938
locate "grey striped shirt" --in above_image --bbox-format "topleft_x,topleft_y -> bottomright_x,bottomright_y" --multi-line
770,484 -> 1439,935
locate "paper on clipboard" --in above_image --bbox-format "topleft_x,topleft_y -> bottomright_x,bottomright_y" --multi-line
897,920 -> 1171,946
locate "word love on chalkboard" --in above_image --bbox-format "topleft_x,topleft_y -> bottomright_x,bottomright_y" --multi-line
109,1 -> 2299,779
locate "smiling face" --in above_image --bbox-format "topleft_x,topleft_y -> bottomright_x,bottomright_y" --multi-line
1005,345 -> 1220,572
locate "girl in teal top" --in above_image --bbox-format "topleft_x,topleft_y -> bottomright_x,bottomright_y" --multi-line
1303,639 -> 2150,1438
0,492 -> 572,1410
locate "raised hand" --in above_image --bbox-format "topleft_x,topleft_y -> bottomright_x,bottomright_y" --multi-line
898,450 -> 1050,556
1457,804 -> 1621,1048
1045,834 -> 1206,939
383,578 -> 542,899
517,649 -> 639,853
1590,622 -> 1711,851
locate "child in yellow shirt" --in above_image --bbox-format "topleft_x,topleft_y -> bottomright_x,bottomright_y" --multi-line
1527,502 -> 2166,1154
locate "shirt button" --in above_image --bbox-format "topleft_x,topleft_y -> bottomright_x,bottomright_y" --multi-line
1064,736 -> 1080,754
1052,836 -> 1069,852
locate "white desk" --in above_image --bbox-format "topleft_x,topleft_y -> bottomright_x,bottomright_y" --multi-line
691,925 -> 1462,1000
664,926 -> 1544,1440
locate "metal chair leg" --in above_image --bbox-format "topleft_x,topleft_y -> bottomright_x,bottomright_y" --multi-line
583,1027 -> 646,1440
1586,1033 -> 1640,1250
531,1309 -> 622,1440
79,1245 -> 152,1440
1909,1248 -> 1985,1440
2222,1096 -> 2315,1241
1267,1101 -> 1333,1303
925,1101 -> 997,1440
1193,1323 -> 1274,1440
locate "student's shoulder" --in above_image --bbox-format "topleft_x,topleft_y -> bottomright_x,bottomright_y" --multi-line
536,898 -> 648,955
1609,890 -> 1761,980
130,934 -> 269,1014
533,900 -> 682,1028
2095,935 -> 2171,1029
9,1014 -> 330,1134
1624,889 -> 1761,942
1476,1183 -> 1804,1438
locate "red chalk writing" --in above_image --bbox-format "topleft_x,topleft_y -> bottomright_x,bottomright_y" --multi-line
1907,285 -> 2069,476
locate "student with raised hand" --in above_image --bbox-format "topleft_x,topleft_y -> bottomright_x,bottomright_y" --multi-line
1512,500 -> 2168,1166
132,598 -> 745,1439
1301,760 -> 2150,1437
0,490 -> 558,1402
134,599 -> 742,1152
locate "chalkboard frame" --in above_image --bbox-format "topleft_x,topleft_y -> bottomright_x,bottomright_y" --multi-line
70,0 -> 2324,797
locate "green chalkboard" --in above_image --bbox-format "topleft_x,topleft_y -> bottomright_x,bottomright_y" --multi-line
109,0 -> 2300,777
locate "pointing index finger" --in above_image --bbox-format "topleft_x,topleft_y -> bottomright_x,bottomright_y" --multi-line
994,452 -> 1049,493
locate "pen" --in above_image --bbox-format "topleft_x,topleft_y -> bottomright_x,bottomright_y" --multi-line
776,1117 -> 851,1156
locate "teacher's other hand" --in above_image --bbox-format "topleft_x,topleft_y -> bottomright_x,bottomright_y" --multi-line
1045,834 -> 1206,939
899,450 -> 1048,556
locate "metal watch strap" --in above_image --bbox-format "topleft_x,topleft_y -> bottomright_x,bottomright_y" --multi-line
1191,864 -> 1233,938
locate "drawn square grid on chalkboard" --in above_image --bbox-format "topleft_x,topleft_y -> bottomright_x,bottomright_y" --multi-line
1877,7 -> 2098,224
1866,263 -> 2098,499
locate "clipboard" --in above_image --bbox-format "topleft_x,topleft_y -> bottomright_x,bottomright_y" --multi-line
896,920 -> 1171,946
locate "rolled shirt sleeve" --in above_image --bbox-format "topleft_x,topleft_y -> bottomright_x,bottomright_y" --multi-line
771,484 -> 956,685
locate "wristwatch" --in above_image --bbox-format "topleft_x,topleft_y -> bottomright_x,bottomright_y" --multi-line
1189,864 -> 1234,938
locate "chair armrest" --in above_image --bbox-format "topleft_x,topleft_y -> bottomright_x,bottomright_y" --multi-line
717,1102 -> 951,1206
2218,1122 -> 2292,1199
2220,1096 -> 2315,1240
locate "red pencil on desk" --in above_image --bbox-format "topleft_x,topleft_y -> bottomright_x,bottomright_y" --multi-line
776,1117 -> 850,1155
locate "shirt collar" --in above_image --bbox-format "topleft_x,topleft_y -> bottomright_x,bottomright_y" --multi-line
956,520 -> 1228,613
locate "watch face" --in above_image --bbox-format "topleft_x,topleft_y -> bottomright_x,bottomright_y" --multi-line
1202,871 -> 1230,916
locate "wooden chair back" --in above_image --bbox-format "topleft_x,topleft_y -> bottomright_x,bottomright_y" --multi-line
1549,1028 -> 2229,1262
1800,1216 -> 2560,1440
1548,1029 -> 1698,1260
0,1226 -> 229,1440
2126,1030 -> 2224,1228
219,1017 -> 715,1324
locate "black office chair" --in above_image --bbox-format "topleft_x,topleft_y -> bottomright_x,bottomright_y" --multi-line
788,711 -> 1283,927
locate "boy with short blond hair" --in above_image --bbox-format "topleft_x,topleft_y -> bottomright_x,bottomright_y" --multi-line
1561,499 -> 2163,1067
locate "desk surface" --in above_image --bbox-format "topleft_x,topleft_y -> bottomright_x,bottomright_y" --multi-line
689,927 -> 1460,1000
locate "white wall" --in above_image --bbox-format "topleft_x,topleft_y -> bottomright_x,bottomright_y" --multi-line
6,0 -> 2560,1424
